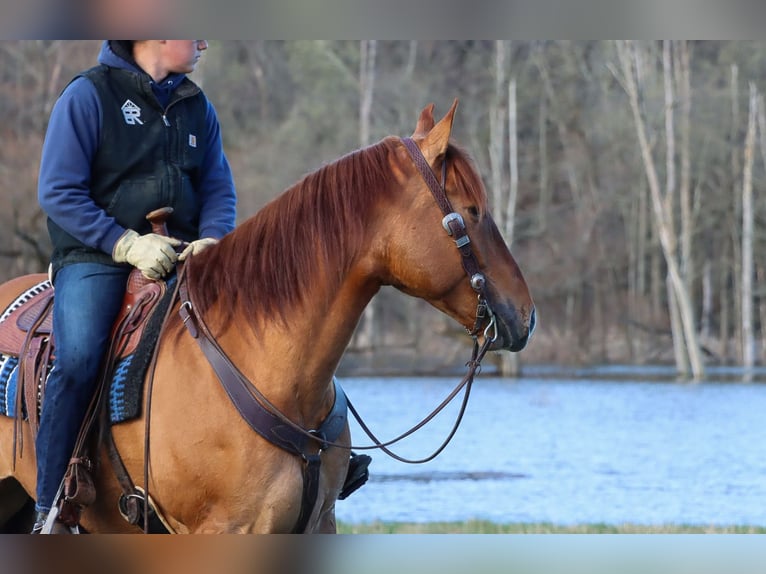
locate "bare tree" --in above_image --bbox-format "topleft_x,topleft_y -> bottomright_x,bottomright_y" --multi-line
354,40 -> 379,350
359,40 -> 377,147
662,40 -> 689,374
489,40 -> 507,230
727,64 -> 741,362
613,40 -> 704,378
488,41 -> 521,376
675,41 -> 693,281
756,94 -> 766,362
741,82 -> 757,376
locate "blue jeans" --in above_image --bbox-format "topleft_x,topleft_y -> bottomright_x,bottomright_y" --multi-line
35,262 -> 130,512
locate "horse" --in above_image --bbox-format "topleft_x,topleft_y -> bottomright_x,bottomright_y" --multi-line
0,100 -> 535,533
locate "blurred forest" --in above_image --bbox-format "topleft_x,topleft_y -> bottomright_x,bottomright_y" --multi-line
0,40 -> 765,377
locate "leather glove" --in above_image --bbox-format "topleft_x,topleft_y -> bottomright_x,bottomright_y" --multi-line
178,237 -> 218,261
112,229 -> 181,279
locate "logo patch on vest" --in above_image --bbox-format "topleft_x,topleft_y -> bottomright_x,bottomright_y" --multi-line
121,100 -> 144,125
188,134 -> 197,148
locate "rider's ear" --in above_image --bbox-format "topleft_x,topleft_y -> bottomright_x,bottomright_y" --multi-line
419,98 -> 458,165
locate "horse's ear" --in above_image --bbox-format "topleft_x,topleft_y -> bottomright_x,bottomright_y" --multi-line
419,99 -> 458,164
412,103 -> 436,138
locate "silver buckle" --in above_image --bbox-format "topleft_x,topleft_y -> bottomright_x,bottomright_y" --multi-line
441,212 -> 464,235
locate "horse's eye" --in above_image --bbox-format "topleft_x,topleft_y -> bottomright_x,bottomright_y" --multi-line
467,206 -> 479,219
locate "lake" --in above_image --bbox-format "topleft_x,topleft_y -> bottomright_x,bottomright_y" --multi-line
334,366 -> 766,526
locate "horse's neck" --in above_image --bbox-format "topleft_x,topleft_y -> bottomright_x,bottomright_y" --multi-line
213,264 -> 377,424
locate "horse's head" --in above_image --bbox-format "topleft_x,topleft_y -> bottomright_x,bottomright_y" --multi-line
375,100 -> 535,352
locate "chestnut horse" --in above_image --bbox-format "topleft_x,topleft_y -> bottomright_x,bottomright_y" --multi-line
0,100 -> 534,533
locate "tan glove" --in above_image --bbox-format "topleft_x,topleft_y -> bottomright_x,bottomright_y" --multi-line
178,237 -> 218,261
112,229 -> 182,279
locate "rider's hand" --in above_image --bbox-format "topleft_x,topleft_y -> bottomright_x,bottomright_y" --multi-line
178,237 -> 218,261
112,229 -> 181,279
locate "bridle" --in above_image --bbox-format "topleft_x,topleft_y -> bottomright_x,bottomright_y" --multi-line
401,137 -> 497,341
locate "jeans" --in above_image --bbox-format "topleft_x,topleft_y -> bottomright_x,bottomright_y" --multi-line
35,262 -> 130,512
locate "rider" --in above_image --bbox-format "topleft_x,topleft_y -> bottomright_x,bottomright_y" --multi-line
34,40 -> 237,533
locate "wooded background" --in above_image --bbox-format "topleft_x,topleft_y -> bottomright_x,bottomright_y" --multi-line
0,40 -> 764,377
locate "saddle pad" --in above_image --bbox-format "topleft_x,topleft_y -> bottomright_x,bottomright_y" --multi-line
0,354 -> 23,418
0,349 -> 136,423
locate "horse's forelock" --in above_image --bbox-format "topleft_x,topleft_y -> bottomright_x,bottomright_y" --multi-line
447,144 -> 488,218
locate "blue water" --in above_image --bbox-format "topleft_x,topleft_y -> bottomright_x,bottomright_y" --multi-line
335,367 -> 766,526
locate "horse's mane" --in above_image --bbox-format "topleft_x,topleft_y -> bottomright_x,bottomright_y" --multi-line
185,137 -> 487,331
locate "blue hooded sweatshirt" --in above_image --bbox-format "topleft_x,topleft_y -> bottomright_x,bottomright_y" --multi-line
38,40 -> 237,272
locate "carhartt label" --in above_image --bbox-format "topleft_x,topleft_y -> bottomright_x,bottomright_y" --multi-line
189,134 -> 197,148
121,100 -> 143,125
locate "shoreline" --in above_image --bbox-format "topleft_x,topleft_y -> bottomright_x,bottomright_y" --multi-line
337,520 -> 766,534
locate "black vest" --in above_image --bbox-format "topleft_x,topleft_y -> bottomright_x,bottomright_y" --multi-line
47,65 -> 208,272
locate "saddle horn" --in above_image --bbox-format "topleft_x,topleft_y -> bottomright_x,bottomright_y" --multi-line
145,207 -> 173,237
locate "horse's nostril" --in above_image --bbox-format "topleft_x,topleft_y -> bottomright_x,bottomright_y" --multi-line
528,307 -> 537,338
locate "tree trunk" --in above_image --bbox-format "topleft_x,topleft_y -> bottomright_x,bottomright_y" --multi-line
700,259 -> 713,343
675,41 -> 693,282
489,40 -> 507,229
741,82 -> 757,377
719,258 -> 731,363
505,78 -> 518,245
756,95 -> 766,364
662,41 -> 688,374
500,76 -> 520,376
536,93 -> 549,232
758,265 -> 766,363
489,41 -> 520,377
667,275 -> 690,374
359,40 -> 377,147
355,40 -> 378,350
729,64 -> 743,362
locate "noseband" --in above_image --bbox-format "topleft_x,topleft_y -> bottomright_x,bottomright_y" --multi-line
401,137 -> 497,342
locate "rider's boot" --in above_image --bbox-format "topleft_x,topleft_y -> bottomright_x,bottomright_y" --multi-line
30,510 -> 73,534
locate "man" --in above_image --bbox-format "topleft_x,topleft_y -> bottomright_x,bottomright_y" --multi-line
34,40 -> 237,533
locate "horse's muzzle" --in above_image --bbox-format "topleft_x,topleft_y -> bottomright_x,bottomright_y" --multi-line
491,305 -> 535,352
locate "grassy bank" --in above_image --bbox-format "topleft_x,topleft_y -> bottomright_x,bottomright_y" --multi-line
337,520 -> 766,534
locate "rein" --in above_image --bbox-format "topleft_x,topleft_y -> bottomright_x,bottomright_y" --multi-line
347,336 -> 492,463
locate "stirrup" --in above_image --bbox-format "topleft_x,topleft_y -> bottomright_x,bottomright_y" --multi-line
339,452 -> 371,500
31,512 -> 46,534
33,508 -> 79,534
